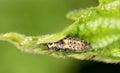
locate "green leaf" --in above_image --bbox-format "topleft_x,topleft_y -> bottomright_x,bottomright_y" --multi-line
0,0 -> 120,63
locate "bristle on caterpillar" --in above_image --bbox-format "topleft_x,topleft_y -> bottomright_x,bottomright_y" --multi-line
46,37 -> 92,51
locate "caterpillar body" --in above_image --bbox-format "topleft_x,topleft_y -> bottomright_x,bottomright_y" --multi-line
47,37 -> 91,51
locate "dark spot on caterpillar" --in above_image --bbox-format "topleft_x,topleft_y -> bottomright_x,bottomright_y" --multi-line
47,37 -> 92,51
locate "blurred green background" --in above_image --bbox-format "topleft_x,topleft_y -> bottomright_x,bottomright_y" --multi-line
0,0 -> 120,73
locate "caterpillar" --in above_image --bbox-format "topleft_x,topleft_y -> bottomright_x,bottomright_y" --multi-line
46,37 -> 92,51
